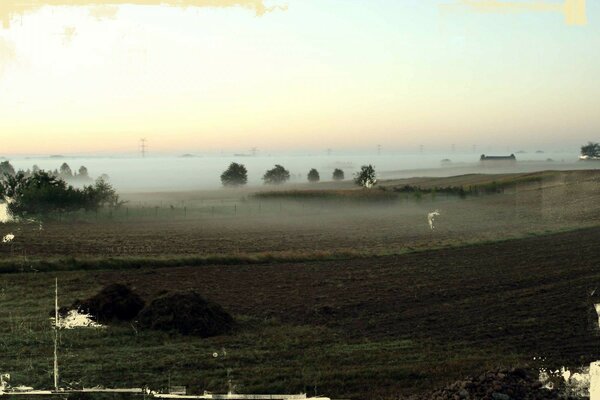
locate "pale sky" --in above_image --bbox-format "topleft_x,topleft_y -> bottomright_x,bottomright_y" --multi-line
0,0 -> 598,155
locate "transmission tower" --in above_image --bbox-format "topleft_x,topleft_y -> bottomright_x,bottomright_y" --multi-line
140,138 -> 147,158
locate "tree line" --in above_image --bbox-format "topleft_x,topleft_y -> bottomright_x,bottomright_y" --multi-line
0,161 -> 99,182
221,163 -> 377,188
0,168 -> 120,219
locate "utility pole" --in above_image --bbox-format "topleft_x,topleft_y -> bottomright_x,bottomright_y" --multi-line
377,144 -> 381,156
140,138 -> 147,158
53,278 -> 59,391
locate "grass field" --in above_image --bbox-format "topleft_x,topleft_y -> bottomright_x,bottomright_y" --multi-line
0,170 -> 599,399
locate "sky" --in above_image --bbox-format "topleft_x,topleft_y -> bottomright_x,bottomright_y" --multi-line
0,0 -> 598,155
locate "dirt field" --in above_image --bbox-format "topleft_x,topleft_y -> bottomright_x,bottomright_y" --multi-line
0,170 -> 599,399
1,227 -> 599,399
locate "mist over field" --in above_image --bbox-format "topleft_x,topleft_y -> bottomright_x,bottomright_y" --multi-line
6,151 -> 584,191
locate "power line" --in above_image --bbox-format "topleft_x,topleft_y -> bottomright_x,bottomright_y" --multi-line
140,138 -> 147,158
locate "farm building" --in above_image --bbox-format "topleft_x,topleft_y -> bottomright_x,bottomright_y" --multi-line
480,154 -> 517,166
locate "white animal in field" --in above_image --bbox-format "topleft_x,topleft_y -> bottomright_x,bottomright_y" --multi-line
427,210 -> 440,230
2,233 -> 14,243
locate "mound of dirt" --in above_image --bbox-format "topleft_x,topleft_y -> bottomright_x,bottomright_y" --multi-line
72,283 -> 145,323
136,291 -> 234,337
402,368 -> 576,400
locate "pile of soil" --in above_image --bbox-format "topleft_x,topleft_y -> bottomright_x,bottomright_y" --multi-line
72,283 -> 145,323
402,368 -> 579,400
136,291 -> 235,337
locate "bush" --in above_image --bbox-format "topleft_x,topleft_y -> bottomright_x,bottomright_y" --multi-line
263,164 -> 290,185
307,168 -> 320,183
137,291 -> 234,337
220,162 -> 248,187
354,165 -> 377,188
332,168 -> 344,181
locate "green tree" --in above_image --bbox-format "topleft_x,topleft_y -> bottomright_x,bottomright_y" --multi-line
263,165 -> 290,185
354,165 -> 377,188
332,168 -> 344,181
59,162 -> 73,177
580,142 -> 600,158
307,168 -> 320,183
2,171 -> 82,216
0,171 -> 121,217
78,165 -> 89,178
88,177 -> 122,208
220,162 -> 248,187
0,161 -> 15,177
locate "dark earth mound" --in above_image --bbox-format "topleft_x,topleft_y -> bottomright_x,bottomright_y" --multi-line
136,291 -> 234,337
402,368 -> 581,400
72,283 -> 145,323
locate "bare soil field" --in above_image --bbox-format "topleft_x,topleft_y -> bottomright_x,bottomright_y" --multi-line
1,227 -> 599,399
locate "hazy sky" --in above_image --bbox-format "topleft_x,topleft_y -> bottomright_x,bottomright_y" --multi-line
0,0 -> 598,155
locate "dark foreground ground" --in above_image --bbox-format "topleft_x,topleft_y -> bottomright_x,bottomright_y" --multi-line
1,226 -> 599,399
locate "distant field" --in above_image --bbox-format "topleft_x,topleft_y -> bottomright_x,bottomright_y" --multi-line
0,170 -> 598,262
0,169 -> 599,399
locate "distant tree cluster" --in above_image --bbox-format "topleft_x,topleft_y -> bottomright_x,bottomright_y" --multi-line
581,142 -> 600,159
0,171 -> 121,218
218,163 -> 355,187
0,161 -> 93,182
